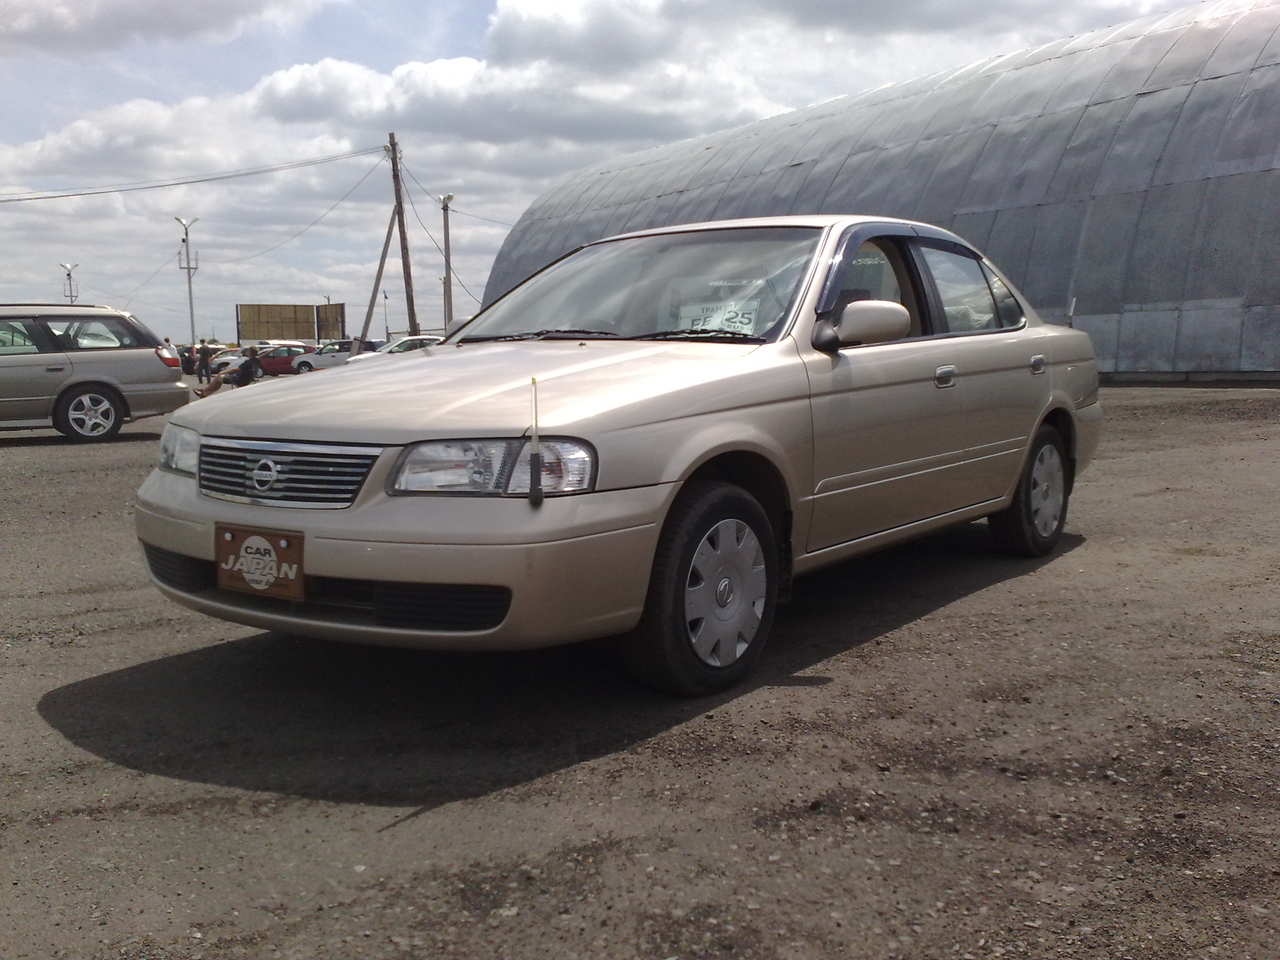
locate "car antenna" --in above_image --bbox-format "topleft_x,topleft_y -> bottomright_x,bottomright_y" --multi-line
528,377 -> 544,507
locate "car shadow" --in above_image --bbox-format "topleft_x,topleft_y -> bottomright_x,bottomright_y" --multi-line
37,525 -> 1082,813
0,431 -> 161,448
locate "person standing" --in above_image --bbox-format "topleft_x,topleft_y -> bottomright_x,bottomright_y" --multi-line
196,339 -> 213,384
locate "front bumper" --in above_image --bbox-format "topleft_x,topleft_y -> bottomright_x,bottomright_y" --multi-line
135,467 -> 675,650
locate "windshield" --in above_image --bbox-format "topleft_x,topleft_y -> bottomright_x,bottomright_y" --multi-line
453,227 -> 821,343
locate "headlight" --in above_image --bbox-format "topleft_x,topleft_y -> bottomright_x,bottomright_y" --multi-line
391,438 -> 595,496
158,423 -> 199,476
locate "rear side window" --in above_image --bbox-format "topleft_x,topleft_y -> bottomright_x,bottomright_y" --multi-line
0,319 -> 42,355
918,247 -> 999,334
44,316 -> 144,350
982,264 -> 1025,328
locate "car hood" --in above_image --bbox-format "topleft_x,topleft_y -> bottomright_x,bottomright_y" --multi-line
173,340 -> 768,444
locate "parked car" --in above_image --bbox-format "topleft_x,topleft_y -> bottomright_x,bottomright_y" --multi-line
257,344 -> 314,376
216,342 -> 308,376
0,303 -> 188,440
294,339 -> 383,372
136,215 -> 1101,694
345,335 -> 444,365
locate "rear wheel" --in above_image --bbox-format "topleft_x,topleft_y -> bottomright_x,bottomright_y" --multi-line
989,424 -> 1069,556
624,482 -> 778,696
55,386 -> 123,442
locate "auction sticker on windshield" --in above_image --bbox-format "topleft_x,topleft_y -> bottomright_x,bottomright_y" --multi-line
215,525 -> 305,601
678,299 -> 759,332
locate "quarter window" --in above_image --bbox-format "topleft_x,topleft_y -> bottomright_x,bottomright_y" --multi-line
919,247 -> 999,334
0,319 -> 41,355
44,317 -> 141,350
982,264 -> 1025,328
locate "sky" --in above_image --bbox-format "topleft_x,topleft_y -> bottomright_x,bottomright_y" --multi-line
0,0 -> 1186,343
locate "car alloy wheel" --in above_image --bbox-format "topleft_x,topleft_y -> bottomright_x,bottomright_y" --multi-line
68,392 -> 116,437
684,518 -> 767,667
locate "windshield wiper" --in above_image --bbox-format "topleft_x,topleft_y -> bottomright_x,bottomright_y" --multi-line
630,329 -> 767,343
459,328 -> 620,343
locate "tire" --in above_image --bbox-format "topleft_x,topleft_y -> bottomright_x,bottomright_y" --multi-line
296,361 -> 313,373
54,385 -> 124,442
623,482 -> 779,696
989,424 -> 1069,557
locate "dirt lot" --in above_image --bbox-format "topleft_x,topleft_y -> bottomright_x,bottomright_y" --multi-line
1,387 -> 1277,960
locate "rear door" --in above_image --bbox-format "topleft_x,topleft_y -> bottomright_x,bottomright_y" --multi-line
909,241 -> 1047,502
45,315 -> 163,389
0,318 -> 71,424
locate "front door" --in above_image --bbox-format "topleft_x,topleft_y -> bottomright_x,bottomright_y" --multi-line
0,318 -> 70,424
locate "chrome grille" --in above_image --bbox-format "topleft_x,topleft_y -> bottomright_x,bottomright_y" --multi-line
198,438 -> 382,509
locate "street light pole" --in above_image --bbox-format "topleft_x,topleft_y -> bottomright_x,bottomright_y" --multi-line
381,289 -> 389,340
58,263 -> 79,304
440,193 -> 454,332
175,217 -> 199,345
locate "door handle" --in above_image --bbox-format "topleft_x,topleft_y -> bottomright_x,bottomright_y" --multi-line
934,364 -> 957,388
45,365 -> 65,373
1030,354 -> 1047,375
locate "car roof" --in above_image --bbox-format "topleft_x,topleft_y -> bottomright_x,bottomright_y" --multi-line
597,214 -> 962,246
0,303 -> 128,316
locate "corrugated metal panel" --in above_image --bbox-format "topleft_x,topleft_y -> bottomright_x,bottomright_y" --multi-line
484,0 -> 1280,371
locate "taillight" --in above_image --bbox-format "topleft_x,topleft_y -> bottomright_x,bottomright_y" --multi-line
156,346 -> 181,368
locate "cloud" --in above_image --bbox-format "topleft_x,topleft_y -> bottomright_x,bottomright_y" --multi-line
0,0 -> 1191,340
0,0 -> 339,53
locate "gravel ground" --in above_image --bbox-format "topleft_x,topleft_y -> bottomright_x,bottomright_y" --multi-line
1,387 -> 1277,960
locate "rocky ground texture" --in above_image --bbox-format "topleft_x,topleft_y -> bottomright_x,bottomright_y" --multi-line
1,387 -> 1277,959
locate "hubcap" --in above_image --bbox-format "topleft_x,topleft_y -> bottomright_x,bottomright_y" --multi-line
1030,443 -> 1065,538
684,518 -> 767,668
67,393 -> 115,437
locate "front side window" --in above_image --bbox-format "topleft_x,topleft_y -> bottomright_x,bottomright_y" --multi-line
44,316 -> 143,350
457,227 -> 822,343
919,247 -> 999,334
0,319 -> 42,355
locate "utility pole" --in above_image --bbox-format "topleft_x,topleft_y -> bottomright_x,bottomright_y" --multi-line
356,207 -> 398,354
58,263 -> 79,303
175,217 -> 199,345
382,289 -> 389,340
440,193 -> 455,332
386,132 -> 419,335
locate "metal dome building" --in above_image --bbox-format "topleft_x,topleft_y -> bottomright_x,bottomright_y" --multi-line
483,0 -> 1280,375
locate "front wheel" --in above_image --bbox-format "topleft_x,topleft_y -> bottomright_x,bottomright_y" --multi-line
54,386 -> 124,441
296,361 -> 313,373
623,482 -> 778,696
989,424 -> 1069,556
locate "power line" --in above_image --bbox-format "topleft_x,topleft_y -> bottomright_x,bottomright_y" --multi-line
399,165 -> 513,228
0,146 -> 384,205
401,164 -> 482,304
123,252 -> 181,307
452,208 -> 513,228
210,154 -> 387,264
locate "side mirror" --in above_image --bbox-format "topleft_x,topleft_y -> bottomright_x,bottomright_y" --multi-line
813,299 -> 910,352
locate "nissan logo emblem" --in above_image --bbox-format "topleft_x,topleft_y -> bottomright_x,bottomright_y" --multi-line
250,458 -> 279,492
